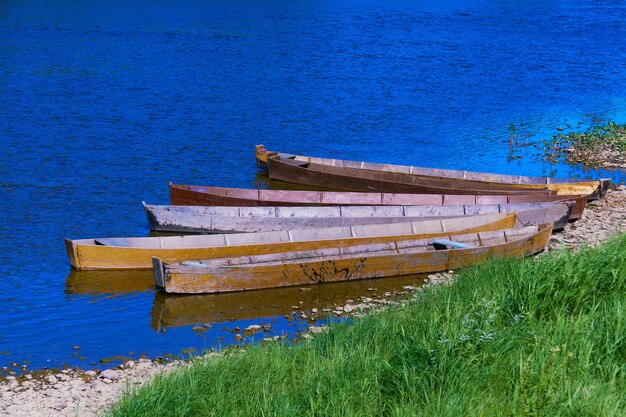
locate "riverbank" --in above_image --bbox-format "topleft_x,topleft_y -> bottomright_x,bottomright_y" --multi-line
110,223 -> 626,416
1,188 -> 625,416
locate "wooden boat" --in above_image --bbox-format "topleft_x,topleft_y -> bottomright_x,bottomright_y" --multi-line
168,184 -> 586,219
153,224 -> 553,294
256,145 -> 610,199
65,212 -> 521,270
268,154 -> 606,199
144,201 -> 574,233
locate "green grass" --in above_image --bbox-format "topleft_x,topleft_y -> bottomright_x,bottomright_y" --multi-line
110,234 -> 626,417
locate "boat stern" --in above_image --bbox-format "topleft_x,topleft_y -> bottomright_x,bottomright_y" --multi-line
142,201 -> 159,231
599,178 -> 612,198
64,238 -> 81,269
587,179 -> 611,201
255,144 -> 269,172
152,257 -> 167,292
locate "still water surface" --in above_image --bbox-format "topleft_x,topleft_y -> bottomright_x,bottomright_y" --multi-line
1,0 -> 626,370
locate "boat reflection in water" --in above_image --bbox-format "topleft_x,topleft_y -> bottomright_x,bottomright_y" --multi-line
65,268 -> 429,335
150,274 -> 428,332
65,269 -> 154,295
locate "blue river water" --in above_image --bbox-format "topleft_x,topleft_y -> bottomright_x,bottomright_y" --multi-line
1,0 -> 626,371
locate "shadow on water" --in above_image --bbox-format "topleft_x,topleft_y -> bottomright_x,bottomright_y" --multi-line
150,273 -> 429,332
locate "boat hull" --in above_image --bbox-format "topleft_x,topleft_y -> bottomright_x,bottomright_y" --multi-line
144,202 -> 573,233
155,224 -> 553,294
256,145 -> 609,199
268,156 -> 564,196
168,184 -> 585,219
66,213 -> 520,270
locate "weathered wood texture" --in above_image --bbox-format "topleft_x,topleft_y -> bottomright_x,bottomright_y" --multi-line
268,156 -> 603,198
256,145 -> 609,199
156,224 -> 553,294
168,184 -> 586,219
65,213 -> 520,270
145,201 -> 573,233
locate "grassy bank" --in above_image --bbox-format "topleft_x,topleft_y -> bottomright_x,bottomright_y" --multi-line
544,121 -> 626,167
110,234 -> 626,417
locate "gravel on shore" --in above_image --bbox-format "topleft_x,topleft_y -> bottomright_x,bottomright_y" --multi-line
1,187 -> 624,417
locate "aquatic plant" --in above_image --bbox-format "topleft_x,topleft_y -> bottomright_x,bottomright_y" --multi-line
543,121 -> 626,167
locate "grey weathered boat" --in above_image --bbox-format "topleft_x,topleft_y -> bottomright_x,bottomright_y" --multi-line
168,184 -> 586,219
143,201 -> 573,233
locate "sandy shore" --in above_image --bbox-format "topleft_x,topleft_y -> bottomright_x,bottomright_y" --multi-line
1,187 -> 624,417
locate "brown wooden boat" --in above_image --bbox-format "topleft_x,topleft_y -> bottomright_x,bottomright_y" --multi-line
168,184 -> 586,219
153,224 -> 553,294
144,201 -> 574,233
256,145 -> 610,199
66,212 -> 519,270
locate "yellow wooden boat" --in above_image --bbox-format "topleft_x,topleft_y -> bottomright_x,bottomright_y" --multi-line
65,212 -> 519,270
154,224 -> 553,294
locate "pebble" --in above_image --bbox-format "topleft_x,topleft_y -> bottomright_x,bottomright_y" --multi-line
53,402 -> 67,411
100,369 -> 121,381
244,325 -> 262,334
309,326 -> 328,334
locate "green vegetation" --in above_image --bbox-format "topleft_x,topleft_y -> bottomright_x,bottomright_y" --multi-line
544,121 -> 626,166
110,235 -> 626,417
